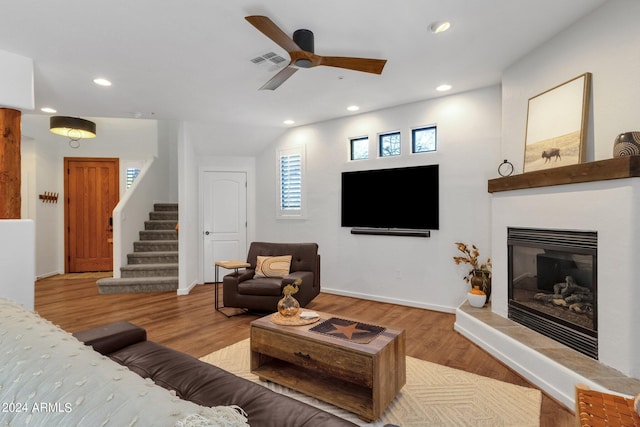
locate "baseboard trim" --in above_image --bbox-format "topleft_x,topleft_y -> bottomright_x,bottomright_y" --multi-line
177,279 -> 198,295
36,271 -> 63,280
320,287 -> 456,314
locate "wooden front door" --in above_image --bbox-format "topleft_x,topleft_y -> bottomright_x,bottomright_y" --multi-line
64,158 -> 119,272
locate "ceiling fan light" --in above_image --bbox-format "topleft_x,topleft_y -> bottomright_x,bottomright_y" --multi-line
293,58 -> 313,68
430,21 -> 451,34
50,116 -> 97,139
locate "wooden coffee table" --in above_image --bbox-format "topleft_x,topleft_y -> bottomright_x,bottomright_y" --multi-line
250,311 -> 406,421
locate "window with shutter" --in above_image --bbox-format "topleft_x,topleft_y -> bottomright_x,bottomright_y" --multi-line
277,146 -> 306,218
280,154 -> 301,209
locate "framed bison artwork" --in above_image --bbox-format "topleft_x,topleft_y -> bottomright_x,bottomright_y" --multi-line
523,73 -> 591,172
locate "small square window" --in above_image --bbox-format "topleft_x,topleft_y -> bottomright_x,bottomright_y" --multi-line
350,137 -> 369,160
412,126 -> 437,153
379,132 -> 401,157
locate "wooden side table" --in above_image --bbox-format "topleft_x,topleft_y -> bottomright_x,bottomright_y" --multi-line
214,260 -> 250,316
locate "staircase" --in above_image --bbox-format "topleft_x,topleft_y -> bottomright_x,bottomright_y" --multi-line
97,203 -> 178,294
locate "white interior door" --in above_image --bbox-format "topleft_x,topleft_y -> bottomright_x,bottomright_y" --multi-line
202,171 -> 247,282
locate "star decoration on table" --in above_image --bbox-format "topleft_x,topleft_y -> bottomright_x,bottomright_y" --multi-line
327,321 -> 369,339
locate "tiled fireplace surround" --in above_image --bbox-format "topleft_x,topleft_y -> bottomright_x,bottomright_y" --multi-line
454,157 -> 640,409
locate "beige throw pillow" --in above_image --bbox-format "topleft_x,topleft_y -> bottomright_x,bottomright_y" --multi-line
254,255 -> 292,278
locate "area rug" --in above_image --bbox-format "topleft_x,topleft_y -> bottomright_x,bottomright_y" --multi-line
200,339 -> 541,427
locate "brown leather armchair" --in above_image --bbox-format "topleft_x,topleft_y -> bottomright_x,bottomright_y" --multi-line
222,242 -> 320,312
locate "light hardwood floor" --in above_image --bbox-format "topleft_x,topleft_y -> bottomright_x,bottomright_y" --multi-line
34,275 -> 575,426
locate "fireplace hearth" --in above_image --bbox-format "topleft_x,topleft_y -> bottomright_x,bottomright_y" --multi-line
508,227 -> 597,359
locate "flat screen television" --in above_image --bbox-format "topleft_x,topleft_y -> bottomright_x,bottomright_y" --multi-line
341,164 -> 439,230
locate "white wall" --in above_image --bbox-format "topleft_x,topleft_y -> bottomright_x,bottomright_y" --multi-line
254,86 -> 502,312
0,49 -> 33,110
0,220 -> 35,310
177,124 -> 200,293
501,0 -> 640,171
20,114 -> 161,278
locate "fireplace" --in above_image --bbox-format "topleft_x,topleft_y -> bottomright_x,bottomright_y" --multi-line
507,227 -> 597,359
454,159 -> 640,405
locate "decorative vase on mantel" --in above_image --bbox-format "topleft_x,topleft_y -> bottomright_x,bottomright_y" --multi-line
613,131 -> 640,157
470,269 -> 491,302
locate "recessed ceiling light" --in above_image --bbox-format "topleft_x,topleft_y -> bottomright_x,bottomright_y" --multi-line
93,78 -> 112,87
41,107 -> 57,113
283,119 -> 295,125
436,84 -> 452,92
347,105 -> 360,112
430,21 -> 451,34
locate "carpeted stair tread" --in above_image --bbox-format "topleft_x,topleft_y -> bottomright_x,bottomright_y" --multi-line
149,211 -> 178,221
139,230 -> 177,240
121,263 -> 178,271
128,250 -> 178,257
127,251 -> 178,264
134,240 -> 178,252
97,276 -> 178,284
145,220 -> 178,230
97,276 -> 178,294
153,203 -> 178,212
121,263 -> 178,278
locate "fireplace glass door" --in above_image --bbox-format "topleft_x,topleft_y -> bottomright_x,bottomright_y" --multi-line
508,228 -> 597,359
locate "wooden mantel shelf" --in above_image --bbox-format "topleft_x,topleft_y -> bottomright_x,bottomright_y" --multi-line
488,156 -> 640,193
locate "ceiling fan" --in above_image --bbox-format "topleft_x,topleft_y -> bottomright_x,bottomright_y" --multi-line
245,15 -> 387,90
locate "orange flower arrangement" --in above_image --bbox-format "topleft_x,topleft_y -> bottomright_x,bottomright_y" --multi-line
453,242 -> 492,283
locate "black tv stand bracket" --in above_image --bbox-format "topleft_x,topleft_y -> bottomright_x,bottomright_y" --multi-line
350,228 -> 431,238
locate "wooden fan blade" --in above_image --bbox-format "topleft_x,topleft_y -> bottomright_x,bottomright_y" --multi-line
316,56 -> 387,74
245,15 -> 302,54
260,65 -> 298,90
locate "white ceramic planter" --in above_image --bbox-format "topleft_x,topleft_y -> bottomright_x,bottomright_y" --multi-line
467,292 -> 487,308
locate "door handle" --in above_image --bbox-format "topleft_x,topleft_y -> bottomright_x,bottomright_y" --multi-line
204,231 -> 210,235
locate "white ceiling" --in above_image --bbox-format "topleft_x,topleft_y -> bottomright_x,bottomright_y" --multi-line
1,0 -> 607,156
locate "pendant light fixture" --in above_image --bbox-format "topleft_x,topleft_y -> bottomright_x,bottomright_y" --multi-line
50,116 -> 96,148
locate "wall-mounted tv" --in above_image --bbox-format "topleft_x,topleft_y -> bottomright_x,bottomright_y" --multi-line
341,164 -> 439,231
